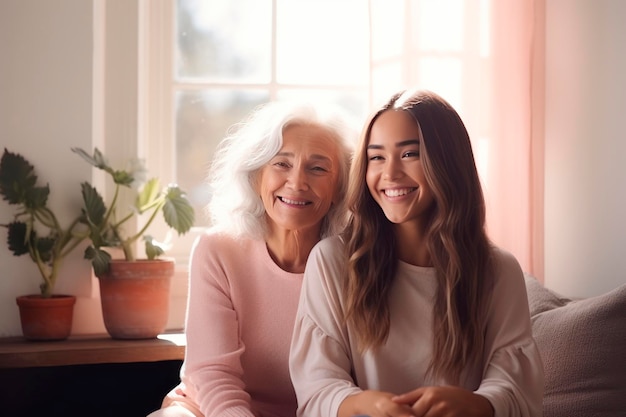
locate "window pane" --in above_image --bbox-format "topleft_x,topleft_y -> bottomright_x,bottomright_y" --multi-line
370,0 -> 404,61
276,0 -> 369,85
175,90 -> 269,226
176,0 -> 272,82
416,57 -> 463,109
371,63 -> 404,106
414,0 -> 464,52
276,89 -> 368,122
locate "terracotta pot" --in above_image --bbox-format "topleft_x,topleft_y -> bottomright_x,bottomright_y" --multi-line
16,294 -> 76,341
97,258 -> 174,339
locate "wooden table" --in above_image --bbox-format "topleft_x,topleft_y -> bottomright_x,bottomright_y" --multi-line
0,332 -> 186,368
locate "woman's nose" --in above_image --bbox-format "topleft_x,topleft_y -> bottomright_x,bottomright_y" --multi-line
383,158 -> 401,180
287,167 -> 309,190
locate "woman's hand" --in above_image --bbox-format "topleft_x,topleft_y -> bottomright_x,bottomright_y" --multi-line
392,386 -> 494,417
339,390 -> 416,417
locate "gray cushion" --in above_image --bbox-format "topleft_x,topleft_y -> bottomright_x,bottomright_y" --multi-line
524,275 -> 626,417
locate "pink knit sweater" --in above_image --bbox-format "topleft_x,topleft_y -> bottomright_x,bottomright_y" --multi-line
162,230 -> 303,417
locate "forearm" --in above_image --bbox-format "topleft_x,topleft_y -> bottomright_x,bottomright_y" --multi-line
338,392 -> 365,417
338,390 -> 414,417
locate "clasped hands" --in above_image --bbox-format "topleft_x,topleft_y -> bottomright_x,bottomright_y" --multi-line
343,386 -> 494,417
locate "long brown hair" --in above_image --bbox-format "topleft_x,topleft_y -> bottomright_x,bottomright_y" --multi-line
343,90 -> 493,383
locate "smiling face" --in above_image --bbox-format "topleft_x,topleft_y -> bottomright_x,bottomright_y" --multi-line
256,123 -> 341,237
366,109 -> 435,230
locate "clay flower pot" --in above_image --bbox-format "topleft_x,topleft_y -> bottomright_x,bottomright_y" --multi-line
97,258 -> 174,339
16,294 -> 76,341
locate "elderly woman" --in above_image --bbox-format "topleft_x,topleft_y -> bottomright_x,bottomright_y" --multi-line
147,101 -> 357,417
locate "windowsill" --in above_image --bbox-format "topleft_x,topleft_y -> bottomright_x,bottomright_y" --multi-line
0,331 -> 186,368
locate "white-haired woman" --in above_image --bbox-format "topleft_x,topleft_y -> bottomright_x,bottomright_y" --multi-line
147,101 -> 357,417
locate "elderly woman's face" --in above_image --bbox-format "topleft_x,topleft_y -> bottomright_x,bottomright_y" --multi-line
256,123 -> 341,236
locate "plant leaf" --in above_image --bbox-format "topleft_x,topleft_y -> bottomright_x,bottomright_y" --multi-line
144,235 -> 165,260
136,178 -> 160,212
6,221 -> 30,256
80,182 -> 107,225
36,236 -> 56,263
23,185 -> 50,210
0,149 -> 39,205
84,246 -> 112,276
162,185 -> 195,234
80,182 -> 111,247
112,169 -> 134,187
72,147 -> 121,180
71,147 -> 109,170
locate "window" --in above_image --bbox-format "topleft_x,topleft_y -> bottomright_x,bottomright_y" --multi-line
369,0 -> 490,179
113,0 -> 538,329
135,0 -> 493,261
170,0 -> 370,229
146,0 -> 490,227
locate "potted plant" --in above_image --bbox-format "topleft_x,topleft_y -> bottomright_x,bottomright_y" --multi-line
72,147 -> 195,339
0,148 -> 86,341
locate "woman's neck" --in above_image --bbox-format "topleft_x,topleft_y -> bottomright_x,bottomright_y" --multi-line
393,221 -> 432,267
265,227 -> 321,273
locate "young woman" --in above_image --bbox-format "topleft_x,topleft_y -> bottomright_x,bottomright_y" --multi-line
148,101 -> 356,417
289,90 -> 543,417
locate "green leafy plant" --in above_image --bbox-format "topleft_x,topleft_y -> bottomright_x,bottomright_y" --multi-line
0,149 -> 86,298
72,147 -> 195,277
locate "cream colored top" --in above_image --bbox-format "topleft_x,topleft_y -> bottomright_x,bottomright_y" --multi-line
289,236 -> 544,417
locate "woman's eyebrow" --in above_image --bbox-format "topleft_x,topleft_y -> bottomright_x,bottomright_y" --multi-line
367,139 -> 420,150
274,151 -> 332,162
310,154 -> 332,162
396,139 -> 420,147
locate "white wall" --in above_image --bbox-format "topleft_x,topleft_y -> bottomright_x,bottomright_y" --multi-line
1,0 -> 625,337
0,0 -> 106,337
544,0 -> 626,297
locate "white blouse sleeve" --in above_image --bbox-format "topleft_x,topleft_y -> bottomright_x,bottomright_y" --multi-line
475,248 -> 544,417
289,237 -> 361,417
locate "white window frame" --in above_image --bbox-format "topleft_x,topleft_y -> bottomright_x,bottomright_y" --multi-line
98,0 -> 190,329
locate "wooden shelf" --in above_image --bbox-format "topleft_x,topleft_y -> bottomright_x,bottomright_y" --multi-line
0,332 -> 186,368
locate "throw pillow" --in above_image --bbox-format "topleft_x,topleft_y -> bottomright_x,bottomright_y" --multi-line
524,275 -> 626,417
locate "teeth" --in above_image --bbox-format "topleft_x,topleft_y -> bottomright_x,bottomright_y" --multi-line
281,197 -> 308,205
384,188 -> 415,197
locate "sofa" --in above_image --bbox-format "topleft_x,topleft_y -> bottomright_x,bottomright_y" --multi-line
524,275 -> 626,417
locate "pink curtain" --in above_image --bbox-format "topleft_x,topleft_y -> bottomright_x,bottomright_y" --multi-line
484,0 -> 544,279
369,0 -> 545,279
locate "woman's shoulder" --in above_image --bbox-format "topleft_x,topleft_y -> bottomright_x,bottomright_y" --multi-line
306,236 -> 348,285
490,245 -> 523,275
314,234 -> 345,251
488,245 -> 526,294
309,235 -> 347,264
302,235 -> 348,309
193,227 -> 259,254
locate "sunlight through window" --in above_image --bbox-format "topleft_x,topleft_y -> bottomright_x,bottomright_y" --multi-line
172,0 -> 491,227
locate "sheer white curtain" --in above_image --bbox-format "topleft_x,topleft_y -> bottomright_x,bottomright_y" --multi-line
369,0 -> 544,278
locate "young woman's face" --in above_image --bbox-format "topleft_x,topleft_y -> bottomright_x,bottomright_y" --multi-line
366,109 -> 435,228
256,123 -> 341,235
